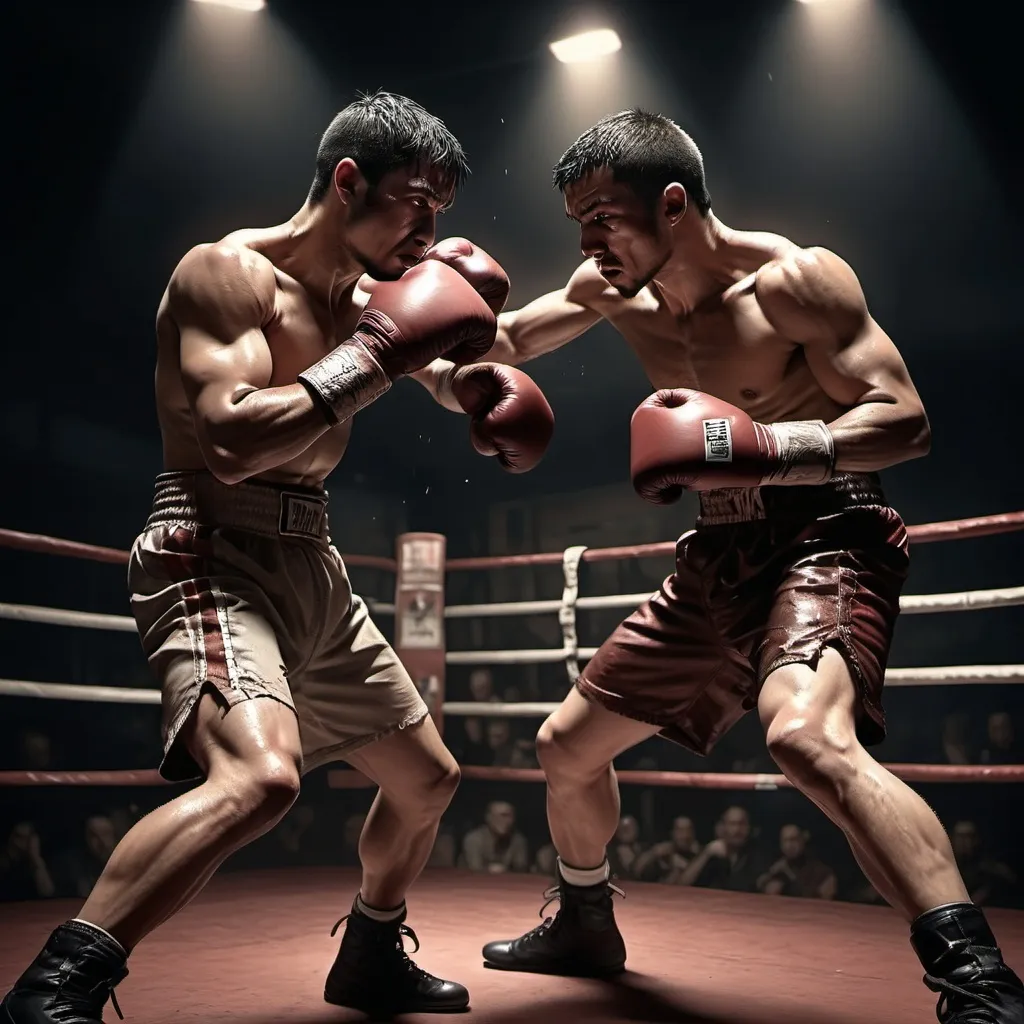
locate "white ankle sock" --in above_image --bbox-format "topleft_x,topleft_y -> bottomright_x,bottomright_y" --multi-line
557,858 -> 610,887
355,894 -> 405,922
70,919 -> 128,957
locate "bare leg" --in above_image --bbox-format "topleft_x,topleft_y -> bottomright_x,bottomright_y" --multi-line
78,695 -> 302,949
536,688 -> 659,870
479,689 -> 654,975
345,715 -> 460,909
759,647 -> 968,921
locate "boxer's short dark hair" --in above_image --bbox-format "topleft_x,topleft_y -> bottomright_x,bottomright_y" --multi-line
308,90 -> 469,205
553,109 -> 712,216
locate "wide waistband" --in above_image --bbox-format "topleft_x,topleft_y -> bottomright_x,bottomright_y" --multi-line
145,472 -> 330,541
697,472 -> 888,526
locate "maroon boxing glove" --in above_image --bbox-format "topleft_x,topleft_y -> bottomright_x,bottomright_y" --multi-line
630,388 -> 836,502
422,237 -> 511,317
439,363 -> 554,473
299,261 -> 496,424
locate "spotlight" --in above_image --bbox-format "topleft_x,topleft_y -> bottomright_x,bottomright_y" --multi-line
191,0 -> 266,11
549,28 -> 622,64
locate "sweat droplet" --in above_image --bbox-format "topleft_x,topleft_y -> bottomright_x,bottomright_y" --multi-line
425,486 -> 430,495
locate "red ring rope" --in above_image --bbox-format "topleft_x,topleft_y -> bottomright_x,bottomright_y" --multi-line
0,769 -> 166,787
0,528 -> 396,572
2,512 -> 1021,574
2,762 -> 1019,789
458,764 -> 1024,788
446,512 -> 1024,570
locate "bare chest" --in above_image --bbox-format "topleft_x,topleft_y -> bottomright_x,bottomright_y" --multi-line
606,285 -> 830,420
264,280 -> 363,387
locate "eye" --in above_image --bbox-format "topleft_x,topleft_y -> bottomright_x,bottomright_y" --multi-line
590,213 -> 610,226
411,196 -> 429,209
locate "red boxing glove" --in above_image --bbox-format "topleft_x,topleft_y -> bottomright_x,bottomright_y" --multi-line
299,261 -> 495,424
441,363 -> 554,473
422,237 -> 511,317
630,388 -> 836,502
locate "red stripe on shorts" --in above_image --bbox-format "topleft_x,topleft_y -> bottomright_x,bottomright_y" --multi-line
154,525 -> 228,685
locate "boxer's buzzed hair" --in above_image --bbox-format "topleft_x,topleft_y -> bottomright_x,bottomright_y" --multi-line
308,90 -> 469,205
553,109 -> 712,216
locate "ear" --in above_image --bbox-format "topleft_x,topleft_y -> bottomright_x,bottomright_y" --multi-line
333,157 -> 363,204
662,182 -> 688,225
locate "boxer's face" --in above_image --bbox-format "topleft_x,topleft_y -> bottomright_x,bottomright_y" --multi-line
342,161 -> 454,281
565,168 -> 673,298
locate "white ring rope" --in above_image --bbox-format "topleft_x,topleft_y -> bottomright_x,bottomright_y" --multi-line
2,587 -> 1019,635
2,664 -> 1020,707
0,679 -> 161,704
446,586 -> 1024,617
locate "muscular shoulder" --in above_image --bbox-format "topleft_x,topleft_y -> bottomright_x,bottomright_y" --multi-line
565,259 -> 625,312
168,242 -> 276,328
754,246 -> 867,341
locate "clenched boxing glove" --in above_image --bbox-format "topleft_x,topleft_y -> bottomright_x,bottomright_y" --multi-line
631,388 -> 835,502
422,237 -> 511,316
439,363 -> 554,473
299,260 -> 496,424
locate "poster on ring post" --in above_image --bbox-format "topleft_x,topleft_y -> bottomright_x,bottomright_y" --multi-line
395,532 -> 447,726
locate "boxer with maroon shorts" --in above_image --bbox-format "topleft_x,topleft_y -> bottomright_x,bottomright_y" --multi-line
1,92 -> 554,1024
423,110 -> 1019,1022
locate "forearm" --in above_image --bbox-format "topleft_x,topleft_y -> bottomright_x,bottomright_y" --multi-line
826,400 -> 931,472
200,383 -> 333,485
677,852 -> 711,887
411,360 -> 464,413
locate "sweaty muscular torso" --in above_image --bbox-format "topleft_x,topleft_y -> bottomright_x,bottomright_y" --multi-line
586,233 -> 846,425
156,227 -> 372,487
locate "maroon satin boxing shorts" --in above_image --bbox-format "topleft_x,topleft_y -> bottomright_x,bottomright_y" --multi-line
577,473 -> 909,755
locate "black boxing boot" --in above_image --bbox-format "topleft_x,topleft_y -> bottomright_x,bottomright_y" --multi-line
0,920 -> 128,1023
911,903 -> 1024,1023
324,898 -> 469,1014
482,870 -> 626,977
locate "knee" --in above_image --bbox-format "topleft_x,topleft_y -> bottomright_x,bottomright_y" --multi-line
220,754 -> 301,832
536,718 -> 606,783
406,756 -> 461,818
765,708 -> 857,796
428,757 -> 461,810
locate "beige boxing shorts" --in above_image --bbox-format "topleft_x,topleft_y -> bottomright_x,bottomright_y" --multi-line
129,471 -> 428,782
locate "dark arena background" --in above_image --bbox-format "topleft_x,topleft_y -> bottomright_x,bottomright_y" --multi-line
1,2 -> 1021,1022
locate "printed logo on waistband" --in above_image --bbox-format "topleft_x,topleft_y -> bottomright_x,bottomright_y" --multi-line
279,493 -> 326,538
703,418 -> 733,463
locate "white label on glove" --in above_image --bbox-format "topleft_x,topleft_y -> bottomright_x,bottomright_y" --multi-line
703,418 -> 733,462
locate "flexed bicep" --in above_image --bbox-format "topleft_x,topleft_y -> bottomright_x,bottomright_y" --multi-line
169,244 -> 277,463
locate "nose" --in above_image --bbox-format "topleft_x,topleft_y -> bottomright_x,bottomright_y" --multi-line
413,211 -> 437,251
579,225 -> 605,260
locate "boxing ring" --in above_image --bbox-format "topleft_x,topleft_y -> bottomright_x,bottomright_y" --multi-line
1,510 -> 1022,1022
